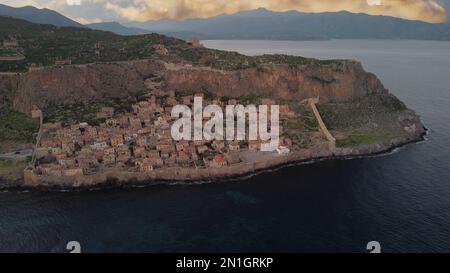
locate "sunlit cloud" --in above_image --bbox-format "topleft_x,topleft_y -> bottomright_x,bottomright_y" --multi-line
1,0 -> 448,23
66,0 -> 81,6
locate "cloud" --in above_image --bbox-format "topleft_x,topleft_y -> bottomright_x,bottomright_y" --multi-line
1,0 -> 448,23
89,0 -> 450,23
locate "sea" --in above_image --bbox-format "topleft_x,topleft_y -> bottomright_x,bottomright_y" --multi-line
1,39 -> 450,253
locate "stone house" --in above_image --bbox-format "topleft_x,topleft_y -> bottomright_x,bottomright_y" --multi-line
175,140 -> 190,152
212,140 -> 225,151
228,141 -> 240,152
51,147 -> 62,154
62,142 -> 75,154
148,155 -> 164,167
210,155 -> 227,168
116,145 -> 131,162
106,118 -> 118,127
276,145 -> 290,155
224,153 -> 240,165
96,107 -> 114,119
118,116 -> 130,127
136,137 -> 147,147
133,146 -> 146,158
110,135 -> 124,147
187,37 -> 203,48
129,117 -> 142,129
164,155 -> 176,165
3,38 -> 18,48
177,151 -> 190,164
193,139 -> 205,146
135,159 -> 154,172
91,142 -> 108,150
103,153 -> 116,165
41,138 -> 61,149
184,145 -> 196,154
197,145 -> 209,154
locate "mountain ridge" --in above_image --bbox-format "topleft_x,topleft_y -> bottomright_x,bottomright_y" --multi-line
125,8 -> 450,41
0,4 -> 83,28
1,4 -> 449,40
86,22 -> 151,36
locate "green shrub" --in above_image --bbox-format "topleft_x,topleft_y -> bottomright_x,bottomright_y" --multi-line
0,112 -> 38,143
336,133 -> 387,148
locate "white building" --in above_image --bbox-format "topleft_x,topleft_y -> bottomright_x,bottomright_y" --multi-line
276,145 -> 290,155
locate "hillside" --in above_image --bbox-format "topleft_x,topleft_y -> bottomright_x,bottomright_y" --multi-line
86,22 -> 151,36
0,4 -> 83,28
0,15 -> 340,73
127,8 -> 450,41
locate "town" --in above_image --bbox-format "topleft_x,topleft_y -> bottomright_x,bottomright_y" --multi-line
32,90 -> 297,178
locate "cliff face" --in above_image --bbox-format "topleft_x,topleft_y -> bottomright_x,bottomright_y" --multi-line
0,73 -> 19,113
163,61 -> 387,102
2,60 -> 164,114
0,59 -> 386,114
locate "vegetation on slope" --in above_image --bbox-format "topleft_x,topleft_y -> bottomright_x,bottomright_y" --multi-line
0,158 -> 30,181
44,98 -> 138,126
336,133 -> 388,148
318,93 -> 407,130
0,112 -> 38,143
0,16 -> 343,72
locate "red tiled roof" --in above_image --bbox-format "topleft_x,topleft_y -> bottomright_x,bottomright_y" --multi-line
213,155 -> 226,163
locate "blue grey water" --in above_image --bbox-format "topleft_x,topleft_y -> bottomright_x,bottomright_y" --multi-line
1,40 -> 450,253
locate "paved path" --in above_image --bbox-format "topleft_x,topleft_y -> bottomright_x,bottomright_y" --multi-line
0,149 -> 33,159
306,98 -> 336,151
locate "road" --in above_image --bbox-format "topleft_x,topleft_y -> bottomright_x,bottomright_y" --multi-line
0,149 -> 33,159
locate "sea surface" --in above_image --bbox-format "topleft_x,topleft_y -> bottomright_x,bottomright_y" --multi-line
1,40 -> 450,253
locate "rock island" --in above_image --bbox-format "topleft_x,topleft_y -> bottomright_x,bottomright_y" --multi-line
0,16 -> 425,189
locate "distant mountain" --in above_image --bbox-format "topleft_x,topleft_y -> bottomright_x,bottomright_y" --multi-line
86,21 -> 207,39
86,22 -> 151,36
126,8 -> 450,41
0,4 -> 83,28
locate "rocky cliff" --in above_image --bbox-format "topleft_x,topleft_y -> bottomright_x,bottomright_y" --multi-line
1,60 -> 164,114
164,61 -> 387,102
0,73 -> 19,114
0,59 -> 387,114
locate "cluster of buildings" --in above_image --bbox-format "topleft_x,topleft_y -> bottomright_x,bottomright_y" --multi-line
2,37 -> 18,48
34,91 -> 296,177
0,37 -> 25,61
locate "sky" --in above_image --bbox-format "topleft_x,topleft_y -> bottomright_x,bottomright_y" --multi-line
1,0 -> 449,24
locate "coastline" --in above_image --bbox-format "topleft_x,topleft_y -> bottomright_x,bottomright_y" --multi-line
0,126 -> 426,192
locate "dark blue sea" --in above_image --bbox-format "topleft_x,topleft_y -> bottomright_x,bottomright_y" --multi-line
1,40 -> 450,253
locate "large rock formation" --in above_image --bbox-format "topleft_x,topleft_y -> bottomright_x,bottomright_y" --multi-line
0,59 -> 387,115
163,61 -> 387,102
2,60 -> 164,114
